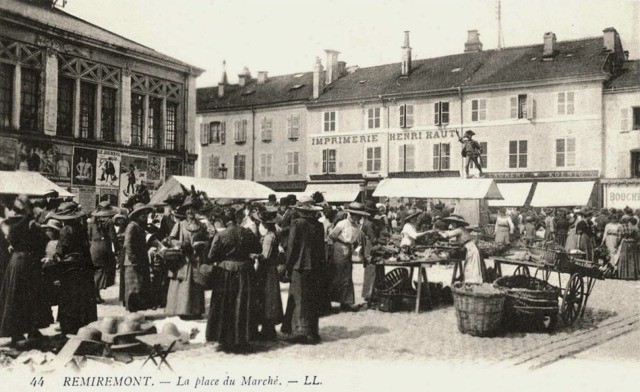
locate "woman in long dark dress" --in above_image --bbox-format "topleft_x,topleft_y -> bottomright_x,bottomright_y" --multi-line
113,211 -> 128,306
88,201 -> 118,303
206,207 -> 262,352
617,216 -> 640,280
123,203 -> 153,312
0,196 -> 52,346
254,207 -> 283,340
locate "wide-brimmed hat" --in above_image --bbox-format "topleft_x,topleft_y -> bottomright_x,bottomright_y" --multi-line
363,200 -> 378,214
67,326 -> 104,344
43,189 -> 59,199
92,201 -> 117,217
294,196 -> 322,212
177,196 -> 197,214
42,218 -> 63,231
404,209 -> 421,222
442,214 -> 469,227
344,202 -> 370,217
129,203 -> 152,220
50,201 -> 85,220
159,322 -> 191,343
464,130 -> 475,137
87,313 -> 155,344
254,206 -> 279,224
163,193 -> 185,207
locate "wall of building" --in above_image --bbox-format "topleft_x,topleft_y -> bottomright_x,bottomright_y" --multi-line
603,89 -> 640,178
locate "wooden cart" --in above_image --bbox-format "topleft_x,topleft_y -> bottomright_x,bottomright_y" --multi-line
493,253 -> 604,326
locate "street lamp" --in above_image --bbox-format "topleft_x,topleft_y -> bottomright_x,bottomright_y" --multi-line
218,163 -> 228,179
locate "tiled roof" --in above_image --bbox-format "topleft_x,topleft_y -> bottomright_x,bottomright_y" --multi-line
605,60 -> 640,90
197,72 -> 314,111
0,0 -> 203,73
315,37 -> 609,103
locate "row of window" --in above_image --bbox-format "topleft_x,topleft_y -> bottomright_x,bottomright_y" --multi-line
200,114 -> 301,146
621,107 -> 640,131
318,137 -> 576,174
207,152 -> 300,180
321,92 -> 575,132
0,63 -> 179,150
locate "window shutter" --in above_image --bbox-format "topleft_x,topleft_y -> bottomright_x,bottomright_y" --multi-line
567,92 -> 575,115
220,122 -> 226,144
510,97 -> 518,118
200,123 -> 208,145
286,115 -> 292,138
526,94 -> 534,119
400,105 -> 405,128
434,102 -> 440,125
621,108 -> 629,131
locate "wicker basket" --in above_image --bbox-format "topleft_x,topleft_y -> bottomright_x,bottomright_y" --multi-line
452,282 -> 506,337
494,276 -> 559,331
377,289 -> 404,313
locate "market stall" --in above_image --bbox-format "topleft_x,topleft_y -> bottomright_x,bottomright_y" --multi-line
529,181 -> 596,208
488,182 -> 533,208
0,171 -> 74,198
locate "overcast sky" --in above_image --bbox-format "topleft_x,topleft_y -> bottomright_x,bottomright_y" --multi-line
62,0 -> 639,87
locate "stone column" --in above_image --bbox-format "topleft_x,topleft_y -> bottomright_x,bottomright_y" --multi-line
95,84 -> 102,140
160,97 -> 167,150
11,64 -> 21,130
142,94 -> 149,147
43,50 -> 58,136
73,78 -> 81,138
119,71 -> 131,145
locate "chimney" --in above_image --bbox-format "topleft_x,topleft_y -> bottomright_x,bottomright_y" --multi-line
257,71 -> 268,85
338,61 -> 347,78
238,66 -> 251,87
218,60 -> 228,98
401,31 -> 412,76
313,57 -> 325,99
325,49 -> 340,84
542,31 -> 557,58
603,27 -> 620,52
464,30 -> 483,52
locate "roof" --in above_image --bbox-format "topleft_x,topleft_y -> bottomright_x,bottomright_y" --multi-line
315,37 -> 609,103
372,178 -> 503,200
197,72 -> 314,111
0,0 -> 203,74
605,60 -> 640,90
149,176 -> 275,204
0,171 -> 74,197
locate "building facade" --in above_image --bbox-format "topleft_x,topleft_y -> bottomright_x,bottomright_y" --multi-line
0,0 -> 202,210
197,28 -> 635,207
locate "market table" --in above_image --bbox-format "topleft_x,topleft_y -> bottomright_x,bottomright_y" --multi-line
377,259 -> 463,313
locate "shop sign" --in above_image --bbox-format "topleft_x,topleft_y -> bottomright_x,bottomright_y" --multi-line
389,129 -> 458,141
605,184 -> 640,209
486,170 -> 599,180
311,134 -> 380,146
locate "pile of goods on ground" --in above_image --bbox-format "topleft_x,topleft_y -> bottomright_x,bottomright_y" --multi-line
475,240 -> 511,258
374,268 -> 453,313
452,282 -> 506,337
494,275 -> 559,332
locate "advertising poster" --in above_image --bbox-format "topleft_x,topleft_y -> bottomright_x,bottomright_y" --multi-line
52,144 -> 73,183
72,147 -> 97,186
68,186 -> 96,213
0,137 -> 17,171
96,149 -> 121,188
144,156 -> 165,197
98,187 -> 119,207
119,154 -> 148,207
13,139 -> 73,183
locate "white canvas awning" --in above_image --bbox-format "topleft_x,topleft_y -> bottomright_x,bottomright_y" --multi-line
529,181 -> 595,207
305,183 -> 361,203
372,178 -> 503,200
488,182 -> 533,207
0,171 -> 74,197
149,176 -> 274,204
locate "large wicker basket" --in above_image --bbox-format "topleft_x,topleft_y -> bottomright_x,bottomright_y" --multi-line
452,282 -> 506,337
494,276 -> 559,331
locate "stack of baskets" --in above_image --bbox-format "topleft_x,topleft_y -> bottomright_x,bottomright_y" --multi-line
376,268 -> 412,312
494,275 -> 559,331
452,282 -> 506,337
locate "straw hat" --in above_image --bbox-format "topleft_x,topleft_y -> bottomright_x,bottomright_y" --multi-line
42,218 -> 63,231
92,201 -> 117,217
50,201 -> 85,220
442,214 -> 469,227
129,203 -> 152,220
404,209 -> 421,222
344,202 -> 370,217
160,323 -> 191,343
67,327 -> 103,344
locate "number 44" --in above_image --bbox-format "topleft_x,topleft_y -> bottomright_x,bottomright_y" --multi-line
30,377 -> 44,387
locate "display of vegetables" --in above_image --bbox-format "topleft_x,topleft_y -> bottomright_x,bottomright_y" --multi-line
476,240 -> 510,258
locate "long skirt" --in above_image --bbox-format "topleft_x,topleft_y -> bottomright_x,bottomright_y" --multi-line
255,261 -> 283,326
124,264 -> 151,312
556,231 -> 568,247
605,235 -> 620,266
58,264 -> 97,335
577,234 -> 595,261
361,262 -> 385,302
165,261 -> 205,317
494,226 -> 511,244
463,242 -> 487,284
617,239 -> 640,280
329,242 -> 355,304
0,252 -> 52,337
564,228 -> 578,252
91,240 -> 115,290
281,269 -> 320,338
117,250 -> 126,304
318,243 -> 334,314
206,260 -> 257,348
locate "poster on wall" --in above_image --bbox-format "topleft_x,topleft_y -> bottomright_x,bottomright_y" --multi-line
96,149 -> 121,188
98,187 -> 119,207
52,145 -> 73,183
72,147 -> 97,186
119,154 -> 148,207
12,139 -> 73,183
0,137 -> 17,171
68,186 -> 97,213
144,156 -> 165,197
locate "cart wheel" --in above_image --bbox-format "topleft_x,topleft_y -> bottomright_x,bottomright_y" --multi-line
561,274 -> 584,326
513,266 -> 531,277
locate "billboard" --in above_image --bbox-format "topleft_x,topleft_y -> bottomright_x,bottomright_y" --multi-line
96,149 -> 121,189
72,147 -> 97,186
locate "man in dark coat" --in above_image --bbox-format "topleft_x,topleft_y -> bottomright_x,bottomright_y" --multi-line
280,196 -> 325,344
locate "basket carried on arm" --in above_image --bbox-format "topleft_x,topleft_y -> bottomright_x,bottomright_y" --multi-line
494,275 -> 559,331
452,282 -> 506,337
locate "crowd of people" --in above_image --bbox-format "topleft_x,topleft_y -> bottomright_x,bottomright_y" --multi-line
1,187 -> 638,354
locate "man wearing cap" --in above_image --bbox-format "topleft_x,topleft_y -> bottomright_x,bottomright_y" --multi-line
458,130 -> 483,177
281,196 -> 325,344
